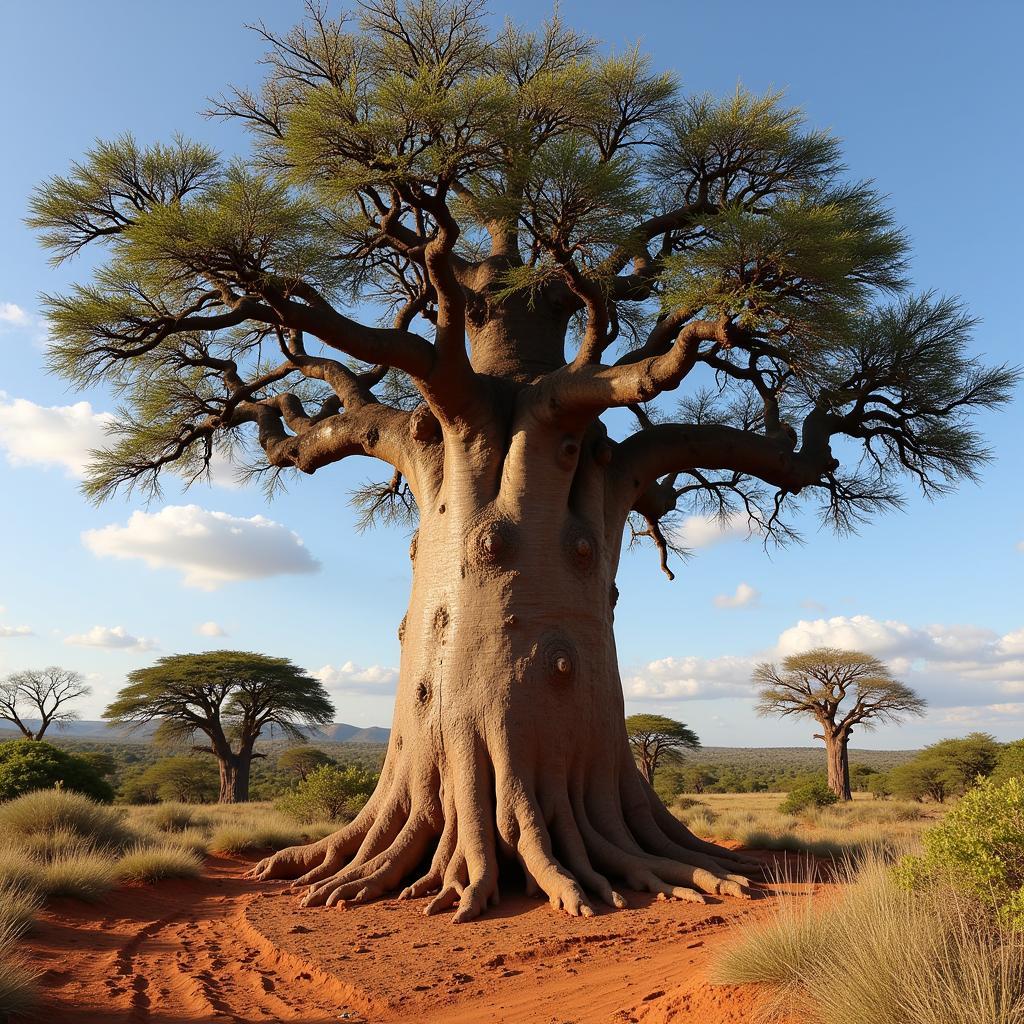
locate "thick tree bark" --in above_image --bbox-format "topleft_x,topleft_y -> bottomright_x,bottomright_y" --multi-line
249,401 -> 763,920
824,732 -> 852,801
219,750 -> 252,804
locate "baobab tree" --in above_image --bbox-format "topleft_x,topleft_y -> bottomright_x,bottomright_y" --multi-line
625,714 -> 700,786
0,667 -> 90,740
754,647 -> 926,800
30,2 -> 1015,920
103,651 -> 334,802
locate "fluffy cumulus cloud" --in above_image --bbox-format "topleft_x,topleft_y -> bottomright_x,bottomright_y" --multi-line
0,394 -> 115,477
666,514 -> 755,550
625,612 -> 1024,710
82,504 -> 320,590
196,621 -> 228,637
0,625 -> 33,638
713,582 -> 759,609
314,661 -> 400,695
64,625 -> 157,651
0,303 -> 29,327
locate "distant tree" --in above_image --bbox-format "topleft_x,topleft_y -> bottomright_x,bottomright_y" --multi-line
625,714 -> 701,785
136,756 -> 220,803
889,756 -> 954,803
278,746 -> 335,781
889,733 -> 1000,803
849,763 -> 879,791
0,667 -> 90,740
992,741 -> 1024,785
755,648 -> 926,800
104,651 -> 335,803
681,765 -> 717,795
78,751 -> 117,778
0,739 -> 113,802
925,732 -> 999,790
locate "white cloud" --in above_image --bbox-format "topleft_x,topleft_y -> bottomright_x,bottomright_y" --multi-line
196,621 -> 228,637
713,582 -> 759,609
314,661 -> 399,695
624,654 -> 756,700
82,504 -> 320,591
0,303 -> 29,327
667,514 -> 755,550
0,394 -> 115,477
625,612 -> 1024,710
64,625 -> 157,651
0,625 -> 33,638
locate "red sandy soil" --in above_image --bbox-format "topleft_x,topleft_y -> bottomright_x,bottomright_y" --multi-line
14,851 -> 819,1024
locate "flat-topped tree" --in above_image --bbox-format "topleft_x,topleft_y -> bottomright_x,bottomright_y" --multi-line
754,648 -> 926,800
103,651 -> 335,803
30,1 -> 1016,919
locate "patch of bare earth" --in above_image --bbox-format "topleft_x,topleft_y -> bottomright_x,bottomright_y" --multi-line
14,851 -> 819,1023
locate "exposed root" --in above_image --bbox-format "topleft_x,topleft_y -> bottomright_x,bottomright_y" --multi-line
249,755 -> 770,923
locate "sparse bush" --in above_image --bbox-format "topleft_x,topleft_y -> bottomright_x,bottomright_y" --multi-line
714,852 -> 1024,1024
0,740 -> 114,802
276,763 -> 378,823
894,776 -> 1024,927
0,789 -> 135,854
780,777 -> 838,815
41,851 -> 116,901
116,843 -> 202,883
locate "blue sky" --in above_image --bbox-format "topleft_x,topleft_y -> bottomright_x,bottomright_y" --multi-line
0,1 -> 1021,747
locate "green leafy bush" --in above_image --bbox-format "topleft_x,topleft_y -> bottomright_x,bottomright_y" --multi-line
894,776 -> 1024,926
992,741 -> 1024,785
276,763 -> 378,823
0,740 -> 114,802
779,777 -> 839,814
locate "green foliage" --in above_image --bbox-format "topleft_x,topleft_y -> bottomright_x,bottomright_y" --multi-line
992,741 -> 1024,785
895,777 -> 1024,927
276,763 -> 378,823
779,776 -> 839,814
276,746 -> 336,780
0,740 -> 114,802
126,756 -> 219,804
889,733 -> 999,803
0,788 -> 135,855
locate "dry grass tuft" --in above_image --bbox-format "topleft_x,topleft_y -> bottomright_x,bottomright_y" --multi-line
116,843 -> 203,883
713,852 -> 1024,1024
0,789 -> 135,854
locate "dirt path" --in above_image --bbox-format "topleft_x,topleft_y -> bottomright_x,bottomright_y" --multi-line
16,853 -> 816,1024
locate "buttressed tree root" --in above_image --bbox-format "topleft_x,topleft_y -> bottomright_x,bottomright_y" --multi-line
32,1 -> 1017,922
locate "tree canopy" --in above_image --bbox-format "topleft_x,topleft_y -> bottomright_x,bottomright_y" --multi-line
625,713 -> 700,784
103,650 -> 335,802
27,0 -> 1018,573
755,647 -> 926,735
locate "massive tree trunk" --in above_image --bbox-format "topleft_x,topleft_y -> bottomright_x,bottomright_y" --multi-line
249,386 -> 762,920
824,731 -> 852,802
218,750 -> 251,804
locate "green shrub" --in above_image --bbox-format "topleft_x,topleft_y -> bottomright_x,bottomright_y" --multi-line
894,776 -> 1024,926
992,741 -> 1024,785
275,763 -> 377,823
0,740 -> 114,802
779,777 -> 839,814
0,789 -> 135,854
116,843 -> 202,883
128,757 -> 219,804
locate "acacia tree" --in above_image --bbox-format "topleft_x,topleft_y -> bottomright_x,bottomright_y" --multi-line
625,714 -> 700,785
29,2 -> 1016,919
103,651 -> 334,802
755,647 -> 926,800
0,667 -> 90,740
